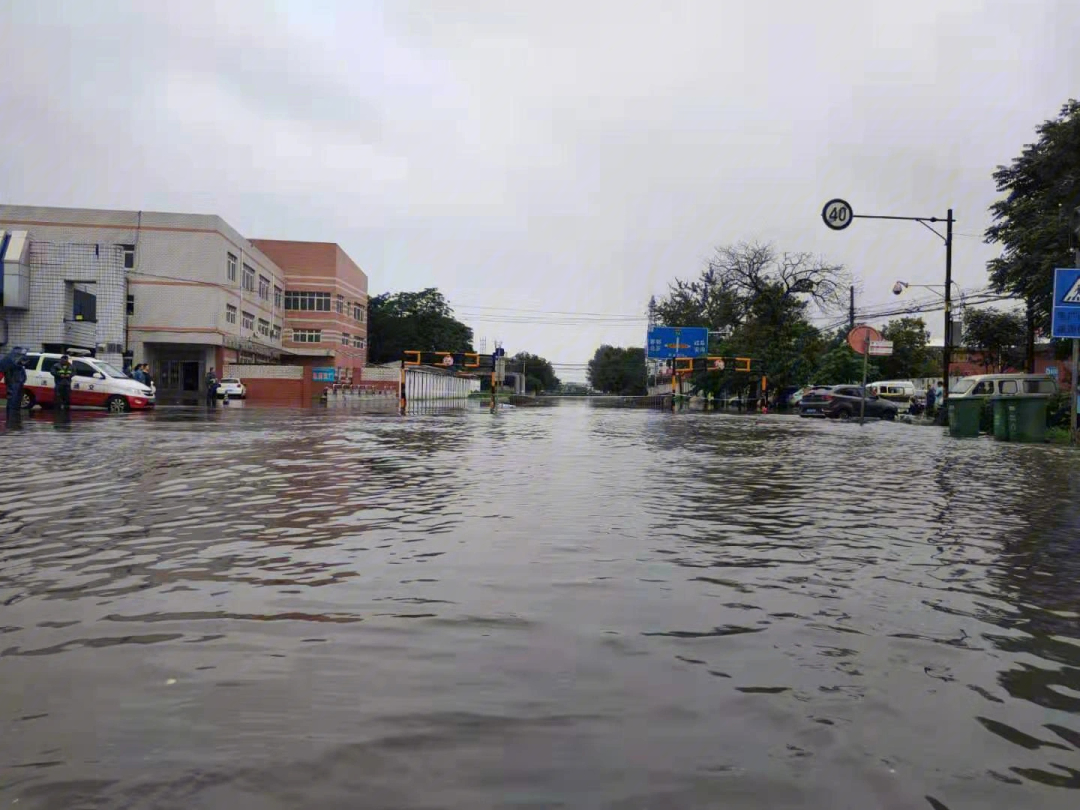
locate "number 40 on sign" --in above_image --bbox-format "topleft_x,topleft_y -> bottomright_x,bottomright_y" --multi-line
822,198 -> 854,231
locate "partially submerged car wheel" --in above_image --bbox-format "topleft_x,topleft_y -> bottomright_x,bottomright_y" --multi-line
107,395 -> 129,413
20,391 -> 35,410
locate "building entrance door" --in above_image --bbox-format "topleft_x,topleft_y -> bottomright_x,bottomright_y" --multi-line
181,361 -> 200,392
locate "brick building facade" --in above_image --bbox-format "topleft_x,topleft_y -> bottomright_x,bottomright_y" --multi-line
250,240 -> 368,383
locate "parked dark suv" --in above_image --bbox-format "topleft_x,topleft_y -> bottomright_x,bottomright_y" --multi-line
798,385 -> 898,420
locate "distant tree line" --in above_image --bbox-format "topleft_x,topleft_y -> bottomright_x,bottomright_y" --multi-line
368,288 -> 560,391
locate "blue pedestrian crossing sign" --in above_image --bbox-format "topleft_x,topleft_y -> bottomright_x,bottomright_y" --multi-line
1052,268 -> 1080,338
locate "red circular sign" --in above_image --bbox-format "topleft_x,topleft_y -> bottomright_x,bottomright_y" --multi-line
847,325 -> 882,355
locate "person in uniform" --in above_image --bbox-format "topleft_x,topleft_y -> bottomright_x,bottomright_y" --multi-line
53,355 -> 75,411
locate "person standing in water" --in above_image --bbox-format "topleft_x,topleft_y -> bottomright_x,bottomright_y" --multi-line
53,354 -> 74,411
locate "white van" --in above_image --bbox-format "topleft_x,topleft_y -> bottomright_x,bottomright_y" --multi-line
0,352 -> 155,412
866,380 -> 918,411
948,373 -> 1058,400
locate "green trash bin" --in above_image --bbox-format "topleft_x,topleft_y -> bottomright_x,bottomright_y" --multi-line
991,397 -> 1010,441
947,397 -> 983,438
1005,396 -> 1048,443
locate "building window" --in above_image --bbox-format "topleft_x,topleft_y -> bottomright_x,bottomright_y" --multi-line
226,304 -> 237,324
341,332 -> 350,345
242,311 -> 254,331
119,244 -> 135,269
126,294 -> 135,316
242,264 -> 255,292
274,286 -> 283,308
353,303 -> 365,321
227,253 -> 238,282
336,294 -> 345,314
355,336 -> 366,349
283,291 -> 331,311
271,324 -> 281,341
292,329 -> 322,343
258,318 -> 270,337
73,288 -> 98,322
258,275 -> 270,300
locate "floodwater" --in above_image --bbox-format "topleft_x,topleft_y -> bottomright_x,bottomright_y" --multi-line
2,401 -> 1079,810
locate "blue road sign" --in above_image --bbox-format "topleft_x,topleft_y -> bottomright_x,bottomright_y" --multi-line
1052,268 -> 1080,339
312,366 -> 336,382
646,326 -> 709,359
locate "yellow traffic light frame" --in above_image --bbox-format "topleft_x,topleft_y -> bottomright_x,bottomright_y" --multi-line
404,351 -> 485,368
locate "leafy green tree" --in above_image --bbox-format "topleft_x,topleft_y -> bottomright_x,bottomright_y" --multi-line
879,317 -> 939,379
813,344 -> 879,385
507,352 -> 560,393
985,99 -> 1080,366
963,308 -> 1026,372
650,241 -> 848,395
367,288 -> 474,364
587,345 -> 647,395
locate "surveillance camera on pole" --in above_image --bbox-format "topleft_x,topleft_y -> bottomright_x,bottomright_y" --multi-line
892,281 -> 906,296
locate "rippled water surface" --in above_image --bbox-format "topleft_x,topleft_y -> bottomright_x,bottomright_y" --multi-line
2,402 -> 1080,809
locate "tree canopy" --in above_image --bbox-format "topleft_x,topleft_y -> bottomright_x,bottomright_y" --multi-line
507,352 -> 560,393
985,99 -> 1080,337
650,241 -> 849,392
367,288 -> 474,364
587,346 -> 647,395
878,317 -> 939,380
963,308 -> 1026,373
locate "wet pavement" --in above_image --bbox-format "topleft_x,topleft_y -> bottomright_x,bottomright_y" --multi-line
1,401 -> 1079,809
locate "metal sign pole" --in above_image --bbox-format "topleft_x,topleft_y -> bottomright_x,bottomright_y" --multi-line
860,335 -> 869,426
1072,338 -> 1079,445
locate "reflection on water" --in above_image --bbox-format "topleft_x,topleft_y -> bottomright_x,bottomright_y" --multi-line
1,402 -> 1079,808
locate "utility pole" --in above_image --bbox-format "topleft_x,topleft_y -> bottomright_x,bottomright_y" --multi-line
821,199 -> 955,405
943,209 -> 953,404
849,285 -> 855,331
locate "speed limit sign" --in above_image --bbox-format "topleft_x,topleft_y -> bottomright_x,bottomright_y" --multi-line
821,198 -> 854,231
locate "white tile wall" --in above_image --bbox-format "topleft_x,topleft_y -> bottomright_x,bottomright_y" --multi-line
1,241 -> 126,367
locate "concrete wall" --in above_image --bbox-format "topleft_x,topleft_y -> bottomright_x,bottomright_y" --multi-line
223,362 -> 334,406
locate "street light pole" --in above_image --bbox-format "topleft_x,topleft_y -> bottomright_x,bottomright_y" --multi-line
943,209 -> 953,404
821,198 -> 955,406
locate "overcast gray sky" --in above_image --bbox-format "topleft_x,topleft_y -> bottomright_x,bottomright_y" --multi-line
2,1 -> 1078,380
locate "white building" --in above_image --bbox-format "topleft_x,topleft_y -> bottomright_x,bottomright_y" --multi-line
0,205 -> 286,399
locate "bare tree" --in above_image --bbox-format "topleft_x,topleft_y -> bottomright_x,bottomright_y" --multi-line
706,241 -> 850,316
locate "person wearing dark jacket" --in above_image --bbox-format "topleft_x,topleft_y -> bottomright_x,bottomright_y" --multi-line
53,355 -> 75,411
2,347 -> 29,419
205,368 -> 219,406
